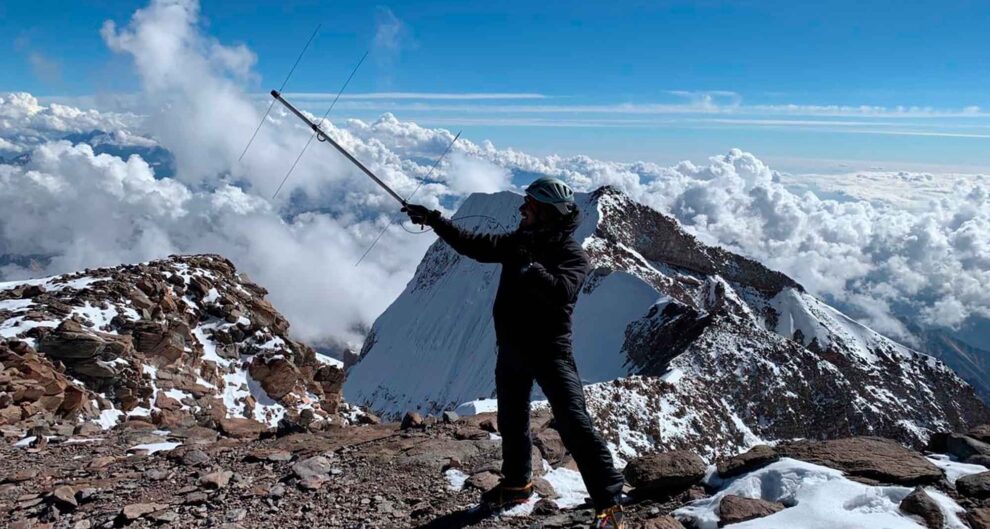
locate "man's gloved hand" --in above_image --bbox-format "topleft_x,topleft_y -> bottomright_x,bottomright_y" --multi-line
401,203 -> 440,226
506,241 -> 534,270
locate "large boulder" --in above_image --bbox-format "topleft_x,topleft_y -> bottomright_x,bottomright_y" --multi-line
717,495 -> 785,526
218,418 -> 267,439
624,450 -> 706,494
946,434 -> 990,462
957,472 -> 990,499
38,320 -> 106,359
248,357 -> 301,401
899,487 -> 944,529
716,445 -> 780,479
777,437 -> 942,485
969,507 -> 990,529
970,425 -> 990,444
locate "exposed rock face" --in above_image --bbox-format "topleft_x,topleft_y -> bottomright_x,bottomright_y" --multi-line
623,450 -> 707,493
347,187 -> 990,459
0,255 -> 351,436
717,495 -> 785,526
776,437 -> 943,486
716,445 -> 779,479
899,487 -> 944,529
958,472 -> 990,499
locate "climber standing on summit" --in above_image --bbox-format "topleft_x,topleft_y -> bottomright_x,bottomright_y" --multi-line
402,178 -> 626,529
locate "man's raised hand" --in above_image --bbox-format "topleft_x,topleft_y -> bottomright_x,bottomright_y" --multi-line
401,203 -> 439,226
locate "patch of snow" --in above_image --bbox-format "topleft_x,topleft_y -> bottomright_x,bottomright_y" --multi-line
927,454 -> 989,486
444,468 -> 469,491
71,301 -> 119,330
0,317 -> 58,339
14,436 -> 37,447
97,408 -> 124,429
128,441 -> 181,455
543,466 -> 590,509
314,353 -> 344,368
661,368 -> 685,384
203,288 -> 220,304
675,458 -> 968,529
455,399 -> 498,416
64,438 -> 104,444
0,298 -> 34,311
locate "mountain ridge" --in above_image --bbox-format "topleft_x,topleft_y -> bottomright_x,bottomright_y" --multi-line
346,185 -> 990,459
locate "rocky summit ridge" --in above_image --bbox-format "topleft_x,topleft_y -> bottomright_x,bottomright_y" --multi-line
346,186 -> 990,460
0,255 -> 352,441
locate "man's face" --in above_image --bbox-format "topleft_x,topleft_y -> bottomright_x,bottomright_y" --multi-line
519,195 -> 543,228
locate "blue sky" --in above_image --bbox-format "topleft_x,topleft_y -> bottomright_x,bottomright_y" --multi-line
5,0 -> 990,172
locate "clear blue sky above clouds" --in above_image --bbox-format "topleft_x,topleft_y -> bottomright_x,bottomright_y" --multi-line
4,0 -> 990,172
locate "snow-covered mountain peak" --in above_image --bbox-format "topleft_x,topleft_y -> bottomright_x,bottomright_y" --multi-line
345,186 -> 989,459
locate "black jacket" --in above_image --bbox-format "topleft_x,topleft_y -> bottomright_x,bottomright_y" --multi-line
430,212 -> 589,352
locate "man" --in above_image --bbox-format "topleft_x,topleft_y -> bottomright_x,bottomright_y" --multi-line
402,177 -> 626,529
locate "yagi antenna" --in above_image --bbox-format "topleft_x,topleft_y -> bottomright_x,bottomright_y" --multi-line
239,24 -> 321,162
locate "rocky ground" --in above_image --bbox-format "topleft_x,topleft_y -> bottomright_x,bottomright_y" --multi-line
3,409 -> 990,529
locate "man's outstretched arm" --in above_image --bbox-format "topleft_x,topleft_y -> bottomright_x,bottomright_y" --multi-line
403,204 -> 507,263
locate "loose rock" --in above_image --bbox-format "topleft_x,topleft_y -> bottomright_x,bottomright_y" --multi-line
624,450 -> 707,494
717,445 -> 779,478
899,487 -> 944,529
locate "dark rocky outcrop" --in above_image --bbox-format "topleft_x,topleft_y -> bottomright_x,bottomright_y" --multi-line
776,437 -> 943,486
717,495 -> 785,526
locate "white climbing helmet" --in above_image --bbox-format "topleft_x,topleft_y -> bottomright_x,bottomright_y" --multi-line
525,177 -> 575,215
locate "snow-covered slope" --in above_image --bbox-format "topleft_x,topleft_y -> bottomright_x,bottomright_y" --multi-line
0,255 -> 348,435
345,187 -> 990,458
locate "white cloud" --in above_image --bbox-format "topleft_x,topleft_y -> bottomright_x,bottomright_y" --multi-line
1,0 -> 987,348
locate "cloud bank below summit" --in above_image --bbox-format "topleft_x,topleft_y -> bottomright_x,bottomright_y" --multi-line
0,0 -> 987,348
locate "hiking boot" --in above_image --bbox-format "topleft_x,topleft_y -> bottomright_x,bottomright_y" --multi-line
480,480 -> 534,509
590,503 -> 624,529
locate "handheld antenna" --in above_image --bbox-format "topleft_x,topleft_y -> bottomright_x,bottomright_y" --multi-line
354,131 -> 461,266
271,51 -> 369,199
238,24 -> 321,162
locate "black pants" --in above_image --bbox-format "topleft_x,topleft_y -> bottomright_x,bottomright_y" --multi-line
496,344 -> 625,509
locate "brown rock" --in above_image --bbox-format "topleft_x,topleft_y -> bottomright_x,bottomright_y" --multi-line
120,503 -> 167,521
51,486 -> 77,510
971,425 -> 990,444
38,321 -> 106,359
624,450 -> 707,493
218,417 -> 266,439
479,418 -> 498,433
717,445 -> 780,478
968,507 -> 990,529
132,323 -> 185,363
199,470 -> 233,490
0,405 -> 22,424
531,498 -> 558,515
246,448 -> 293,463
642,516 -> 687,529
718,495 -> 785,526
4,469 -> 38,483
401,411 -> 424,430
292,456 -> 333,483
968,455 -> 990,467
533,477 -> 558,499
946,434 -> 990,461
453,427 -> 488,441
465,471 -> 502,491
777,437 -> 942,485
534,427 -> 567,466
899,487 -> 944,529
958,472 -> 990,499
248,357 -> 299,400
87,456 -> 117,470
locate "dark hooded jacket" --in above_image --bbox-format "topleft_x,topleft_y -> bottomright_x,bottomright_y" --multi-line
429,211 -> 588,352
